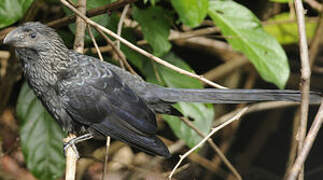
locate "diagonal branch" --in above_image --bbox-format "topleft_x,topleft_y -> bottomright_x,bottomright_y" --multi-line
168,108 -> 248,179
180,117 -> 242,180
59,0 -> 227,89
48,0 -> 137,28
286,99 -> 323,180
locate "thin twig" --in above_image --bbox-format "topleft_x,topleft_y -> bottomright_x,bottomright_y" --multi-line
168,108 -> 248,179
180,117 -> 242,180
102,136 -> 111,180
117,4 -> 130,49
305,0 -> 322,11
48,0 -> 137,28
309,9 -> 323,67
95,27 -> 138,75
213,101 -> 300,127
59,0 -> 227,89
294,0 -> 312,179
73,0 -> 87,53
286,99 -> 323,180
87,25 -> 103,61
137,27 -> 220,45
163,163 -> 190,177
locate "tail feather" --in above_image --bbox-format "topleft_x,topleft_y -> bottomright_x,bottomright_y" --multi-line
155,88 -> 322,104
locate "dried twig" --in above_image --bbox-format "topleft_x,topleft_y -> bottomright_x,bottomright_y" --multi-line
168,108 -> 248,179
73,0 -> 87,53
48,0 -> 137,28
60,0 -> 226,89
293,0 -> 312,179
180,117 -> 242,180
213,101 -> 300,128
286,99 -> 323,180
102,136 -> 111,180
87,25 -> 103,61
95,27 -> 138,75
117,4 -> 130,49
309,9 -> 323,67
305,0 -> 322,11
137,27 -> 220,45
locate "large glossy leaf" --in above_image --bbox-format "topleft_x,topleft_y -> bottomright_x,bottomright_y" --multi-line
171,0 -> 208,28
16,82 -> 65,180
264,13 -> 317,44
63,0 -> 119,42
208,0 -> 290,89
0,0 -> 34,28
132,6 -> 171,57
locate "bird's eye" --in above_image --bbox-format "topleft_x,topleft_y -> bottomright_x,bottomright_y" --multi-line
30,32 -> 37,39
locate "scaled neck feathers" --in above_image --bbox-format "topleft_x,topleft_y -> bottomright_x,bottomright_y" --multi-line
16,38 -> 72,96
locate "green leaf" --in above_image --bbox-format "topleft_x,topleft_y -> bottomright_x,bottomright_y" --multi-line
171,0 -> 208,28
120,28 -> 147,69
208,0 -> 290,89
16,82 -> 65,180
132,6 -> 172,57
264,13 -> 317,44
0,0 -> 34,28
154,53 -> 214,148
63,0 -> 119,42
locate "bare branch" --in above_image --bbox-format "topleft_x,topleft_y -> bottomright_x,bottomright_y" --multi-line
73,0 -> 87,53
286,99 -> 323,180
168,108 -> 248,179
117,4 -> 130,49
102,136 -> 111,180
180,117 -> 242,180
294,0 -> 312,179
87,25 -> 103,61
60,0 -> 227,89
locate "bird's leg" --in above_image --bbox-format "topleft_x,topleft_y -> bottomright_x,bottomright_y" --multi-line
64,133 -> 93,158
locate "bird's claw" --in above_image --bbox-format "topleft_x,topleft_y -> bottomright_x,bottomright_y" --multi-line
63,141 -> 80,159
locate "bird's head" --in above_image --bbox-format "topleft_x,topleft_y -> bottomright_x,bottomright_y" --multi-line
3,22 -> 65,52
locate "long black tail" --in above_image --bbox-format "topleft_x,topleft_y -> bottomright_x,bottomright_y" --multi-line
154,88 -> 322,104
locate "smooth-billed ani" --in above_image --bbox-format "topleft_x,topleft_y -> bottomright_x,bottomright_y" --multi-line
3,22 -> 322,158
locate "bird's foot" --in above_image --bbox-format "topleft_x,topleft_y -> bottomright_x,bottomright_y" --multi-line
64,140 -> 80,159
62,133 -> 93,159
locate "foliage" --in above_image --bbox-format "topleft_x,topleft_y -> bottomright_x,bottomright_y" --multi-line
16,83 -> 66,180
0,0 -> 301,178
208,0 -> 289,89
264,13 -> 317,44
0,0 -> 34,28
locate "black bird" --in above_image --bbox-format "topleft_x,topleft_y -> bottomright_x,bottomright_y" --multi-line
3,22 -> 322,158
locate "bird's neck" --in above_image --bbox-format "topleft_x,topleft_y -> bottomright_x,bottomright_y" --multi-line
16,46 -> 71,97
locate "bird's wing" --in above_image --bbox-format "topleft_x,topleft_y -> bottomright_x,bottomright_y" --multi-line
58,61 -> 158,135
